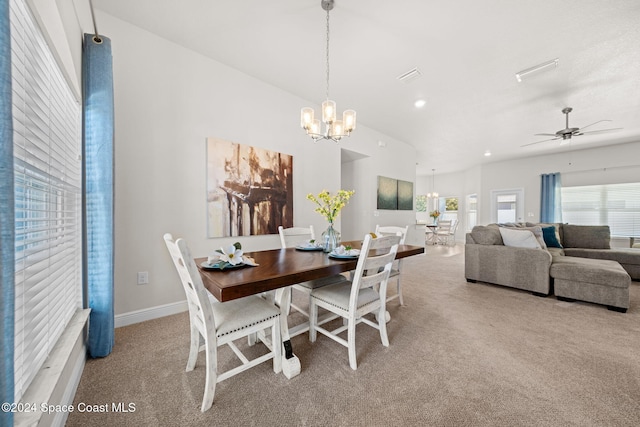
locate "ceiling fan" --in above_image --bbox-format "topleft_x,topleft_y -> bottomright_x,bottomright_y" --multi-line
521,107 -> 622,147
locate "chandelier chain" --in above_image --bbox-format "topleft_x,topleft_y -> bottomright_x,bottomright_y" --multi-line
325,6 -> 330,101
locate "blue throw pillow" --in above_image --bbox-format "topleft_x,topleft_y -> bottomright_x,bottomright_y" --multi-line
542,226 -> 562,248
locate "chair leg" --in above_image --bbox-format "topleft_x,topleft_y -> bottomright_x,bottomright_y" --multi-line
348,317 -> 357,370
396,277 -> 404,306
309,298 -> 318,342
201,336 -> 217,412
187,325 -> 200,371
378,306 -> 389,348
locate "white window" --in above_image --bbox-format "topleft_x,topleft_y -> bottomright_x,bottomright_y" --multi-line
561,183 -> 640,238
439,196 -> 459,222
466,194 -> 477,231
11,0 -> 82,401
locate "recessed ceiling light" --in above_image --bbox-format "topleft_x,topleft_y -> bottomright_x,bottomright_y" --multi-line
414,99 -> 426,108
484,150 -> 491,157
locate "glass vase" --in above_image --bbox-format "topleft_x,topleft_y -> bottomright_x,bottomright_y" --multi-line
322,223 -> 341,253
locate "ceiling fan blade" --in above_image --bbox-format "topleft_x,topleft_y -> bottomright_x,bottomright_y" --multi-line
578,119 -> 612,131
521,137 -> 560,147
534,133 -> 557,137
575,127 -> 623,136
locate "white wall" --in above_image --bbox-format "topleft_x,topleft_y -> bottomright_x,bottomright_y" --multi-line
95,12 -> 417,316
341,139 -> 419,245
25,2 -> 419,319
423,141 -> 640,234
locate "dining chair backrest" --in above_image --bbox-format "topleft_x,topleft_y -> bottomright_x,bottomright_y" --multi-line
278,225 -> 316,248
351,234 -> 401,304
375,225 -> 409,244
449,219 -> 459,235
436,220 -> 452,233
164,233 -> 217,334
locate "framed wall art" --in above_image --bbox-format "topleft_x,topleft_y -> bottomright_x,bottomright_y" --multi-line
377,175 -> 414,210
206,137 -> 293,237
377,176 -> 398,210
397,179 -> 414,210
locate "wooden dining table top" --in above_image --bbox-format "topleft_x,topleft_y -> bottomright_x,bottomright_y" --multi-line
196,240 -> 424,302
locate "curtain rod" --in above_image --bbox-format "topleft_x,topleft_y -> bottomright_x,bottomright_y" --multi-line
559,164 -> 640,175
88,0 -> 102,44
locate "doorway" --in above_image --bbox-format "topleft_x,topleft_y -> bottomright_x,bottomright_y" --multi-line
490,188 -> 524,224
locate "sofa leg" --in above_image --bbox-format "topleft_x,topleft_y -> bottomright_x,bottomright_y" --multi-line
607,305 -> 627,313
466,278 -> 477,283
556,296 -> 576,303
531,291 -> 548,297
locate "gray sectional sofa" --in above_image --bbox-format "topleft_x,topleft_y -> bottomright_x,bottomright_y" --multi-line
465,223 -> 640,312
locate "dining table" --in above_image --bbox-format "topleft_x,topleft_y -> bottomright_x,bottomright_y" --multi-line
196,239 -> 424,379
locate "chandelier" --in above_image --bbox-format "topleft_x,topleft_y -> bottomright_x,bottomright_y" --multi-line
300,0 -> 356,142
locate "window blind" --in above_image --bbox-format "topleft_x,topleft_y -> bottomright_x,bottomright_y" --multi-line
10,0 -> 82,402
561,183 -> 640,238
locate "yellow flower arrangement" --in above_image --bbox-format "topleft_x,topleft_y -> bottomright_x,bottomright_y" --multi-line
429,210 -> 441,220
306,189 -> 355,223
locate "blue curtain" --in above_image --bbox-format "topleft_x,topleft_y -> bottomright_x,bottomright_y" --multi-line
83,33 -> 115,358
1,0 -> 15,422
540,172 -> 562,223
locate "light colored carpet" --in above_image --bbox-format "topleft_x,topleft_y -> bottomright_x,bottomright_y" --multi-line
66,245 -> 640,426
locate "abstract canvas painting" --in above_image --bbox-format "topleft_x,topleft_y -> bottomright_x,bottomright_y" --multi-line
397,180 -> 414,210
377,176 -> 398,210
206,137 -> 293,237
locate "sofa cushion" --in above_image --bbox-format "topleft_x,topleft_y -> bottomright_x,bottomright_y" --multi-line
541,226 -> 563,248
470,225 -> 503,245
550,257 -> 630,289
562,224 -> 610,249
547,247 -> 565,257
562,248 -> 640,266
499,227 -> 541,249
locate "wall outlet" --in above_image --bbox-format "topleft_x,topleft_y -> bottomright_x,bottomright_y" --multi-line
137,271 -> 149,285
373,210 -> 379,217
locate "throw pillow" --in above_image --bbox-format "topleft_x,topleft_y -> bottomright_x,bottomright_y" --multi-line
542,226 -> 563,248
527,222 -> 563,245
520,226 -> 547,249
562,224 -> 610,249
471,225 -> 503,245
498,227 -> 541,249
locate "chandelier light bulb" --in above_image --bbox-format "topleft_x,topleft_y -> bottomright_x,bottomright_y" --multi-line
322,99 -> 336,123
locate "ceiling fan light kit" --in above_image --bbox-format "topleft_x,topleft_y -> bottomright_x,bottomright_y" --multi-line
515,58 -> 559,82
300,0 -> 356,143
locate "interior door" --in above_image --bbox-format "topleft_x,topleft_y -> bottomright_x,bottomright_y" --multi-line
490,189 -> 524,224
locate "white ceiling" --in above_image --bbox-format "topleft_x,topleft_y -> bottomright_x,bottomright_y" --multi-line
93,0 -> 640,176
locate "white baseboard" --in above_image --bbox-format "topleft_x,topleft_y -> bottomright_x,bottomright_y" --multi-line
115,300 -> 188,328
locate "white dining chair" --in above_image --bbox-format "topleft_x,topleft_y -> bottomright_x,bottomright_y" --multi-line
163,233 -> 282,412
434,220 -> 452,245
309,233 -> 401,370
435,219 -> 457,245
375,224 -> 409,306
278,226 -> 348,327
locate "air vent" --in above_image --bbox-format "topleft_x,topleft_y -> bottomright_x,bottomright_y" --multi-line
397,67 -> 422,83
